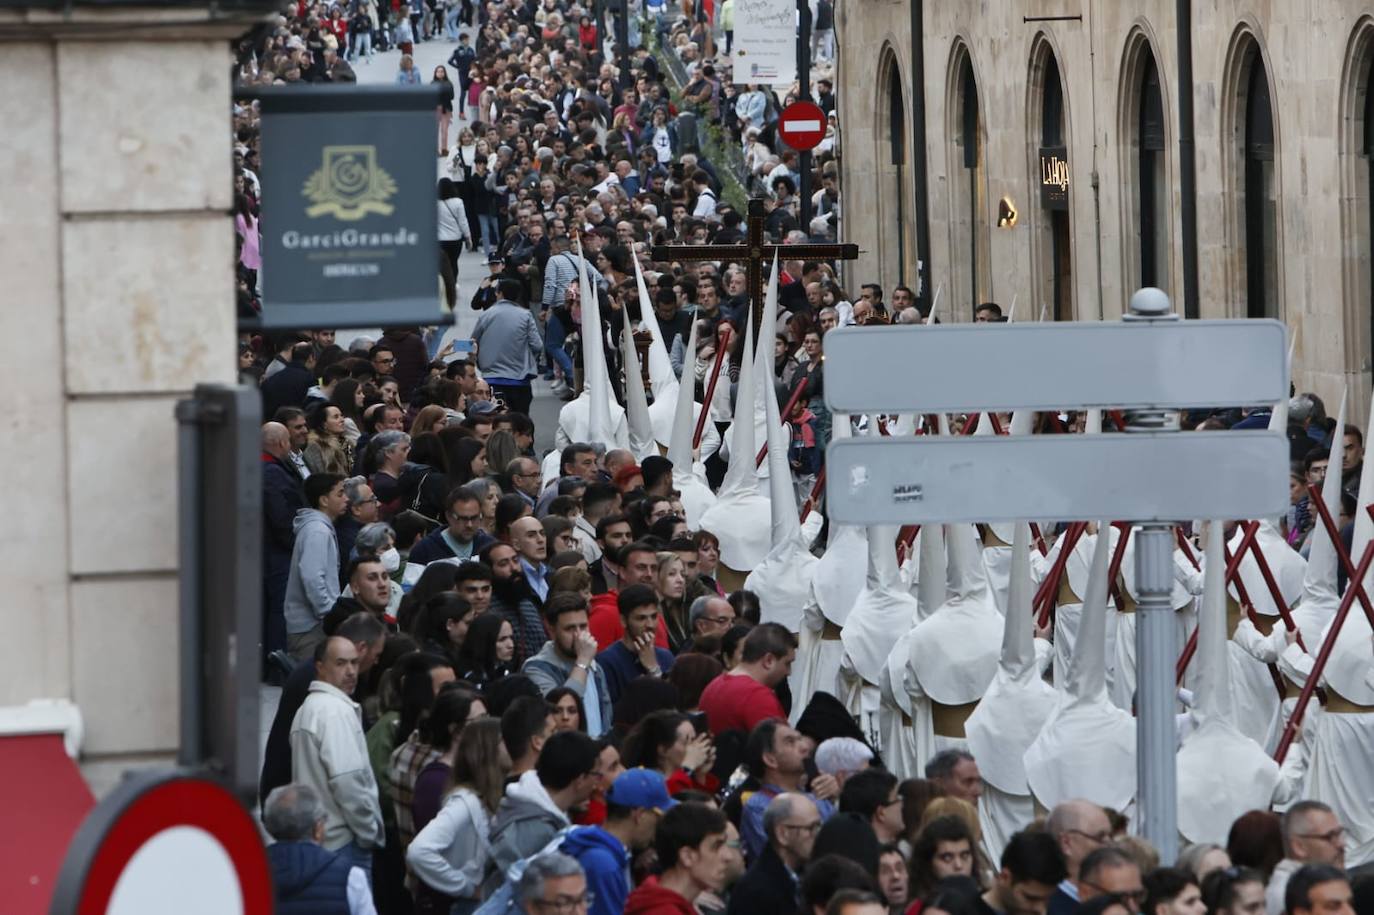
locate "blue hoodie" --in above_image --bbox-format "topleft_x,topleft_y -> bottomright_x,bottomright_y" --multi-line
560,825 -> 630,915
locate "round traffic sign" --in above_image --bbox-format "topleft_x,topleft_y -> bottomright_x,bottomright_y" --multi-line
777,101 -> 827,152
50,771 -> 273,915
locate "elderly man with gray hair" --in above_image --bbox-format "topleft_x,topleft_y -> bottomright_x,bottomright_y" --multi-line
515,852 -> 589,915
732,793 -> 822,912
336,475 -> 379,569
264,783 -> 377,915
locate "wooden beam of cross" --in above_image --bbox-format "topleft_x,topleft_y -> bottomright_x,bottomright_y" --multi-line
650,197 -> 859,338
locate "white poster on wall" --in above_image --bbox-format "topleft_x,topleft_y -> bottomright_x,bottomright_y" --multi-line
732,0 -> 796,85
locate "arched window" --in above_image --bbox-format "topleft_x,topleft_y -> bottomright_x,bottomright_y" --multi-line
1235,45 -> 1279,319
1035,49 -> 1072,320
950,49 -> 987,316
1138,54 -> 1168,292
1363,57 -> 1374,360
879,59 -> 908,287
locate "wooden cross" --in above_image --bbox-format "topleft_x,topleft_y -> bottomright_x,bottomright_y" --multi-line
650,197 -> 859,335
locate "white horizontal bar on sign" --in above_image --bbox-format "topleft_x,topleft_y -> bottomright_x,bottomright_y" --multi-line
823,431 -> 1290,524
821,320 -> 1288,412
782,120 -> 822,132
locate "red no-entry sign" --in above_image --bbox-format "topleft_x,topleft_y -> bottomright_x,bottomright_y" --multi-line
777,101 -> 827,152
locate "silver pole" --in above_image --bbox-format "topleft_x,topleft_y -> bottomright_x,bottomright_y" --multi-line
1124,287 -> 1179,861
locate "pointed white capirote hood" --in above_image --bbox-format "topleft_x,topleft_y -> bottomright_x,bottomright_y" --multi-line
1177,521 -> 1281,844
812,415 -> 867,626
575,235 -> 616,446
1324,386 -> 1374,704
632,256 -> 676,401
719,309 -> 757,499
1023,520 -> 1138,812
1066,521 -> 1111,704
761,256 -> 800,546
1195,521 -> 1236,724
667,315 -> 700,471
745,257 -> 819,630
698,308 -> 772,572
843,524 -> 919,684
965,522 -> 1059,795
1299,389 -> 1346,615
621,321 -> 656,460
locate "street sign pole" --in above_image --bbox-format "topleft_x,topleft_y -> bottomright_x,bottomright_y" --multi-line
1124,287 -> 1180,864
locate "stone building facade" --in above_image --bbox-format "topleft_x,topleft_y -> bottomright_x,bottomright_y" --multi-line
1,5 -> 249,793
834,1 -> 1374,414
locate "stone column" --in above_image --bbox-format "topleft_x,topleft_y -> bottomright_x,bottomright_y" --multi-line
0,5 -> 262,795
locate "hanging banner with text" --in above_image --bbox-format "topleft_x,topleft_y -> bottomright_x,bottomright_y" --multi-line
732,0 -> 796,85
1039,146 -> 1070,211
253,85 -> 442,329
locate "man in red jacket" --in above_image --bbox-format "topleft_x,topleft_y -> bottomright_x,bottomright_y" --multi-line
589,541 -> 668,651
624,803 -> 730,915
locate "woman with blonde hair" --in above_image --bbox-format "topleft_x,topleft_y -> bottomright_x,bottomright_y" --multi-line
406,718 -> 509,915
655,551 -> 690,653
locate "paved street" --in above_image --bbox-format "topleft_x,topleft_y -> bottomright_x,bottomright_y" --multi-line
338,27 -> 564,456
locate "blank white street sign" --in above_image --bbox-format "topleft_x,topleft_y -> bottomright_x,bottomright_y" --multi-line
824,431 -> 1289,524
823,320 -> 1288,413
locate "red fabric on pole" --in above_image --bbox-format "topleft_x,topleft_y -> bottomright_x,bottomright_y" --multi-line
1,733 -> 95,914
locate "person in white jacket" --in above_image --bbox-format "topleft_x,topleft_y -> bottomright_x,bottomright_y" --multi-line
290,636 -> 385,865
407,718 -> 510,911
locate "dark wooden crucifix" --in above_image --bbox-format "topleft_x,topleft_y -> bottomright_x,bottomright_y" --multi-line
650,197 -> 859,337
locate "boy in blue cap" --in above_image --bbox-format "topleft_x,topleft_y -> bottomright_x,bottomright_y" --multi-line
561,768 -> 677,915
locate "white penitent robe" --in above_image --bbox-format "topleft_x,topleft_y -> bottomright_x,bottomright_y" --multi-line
1109,536 -> 1198,710
792,523 -> 867,722
842,525 -> 920,758
982,524 -> 1014,616
1305,708 -> 1374,866
966,523 -> 1058,865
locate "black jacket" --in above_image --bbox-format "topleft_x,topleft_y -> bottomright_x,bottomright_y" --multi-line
261,361 -> 314,420
726,845 -> 800,915
263,453 -> 306,576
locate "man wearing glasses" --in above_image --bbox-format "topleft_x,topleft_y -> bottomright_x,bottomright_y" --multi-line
730,793 -> 823,915
1267,802 -> 1347,915
408,490 -> 494,565
515,852 -> 591,915
1074,847 -> 1145,915
1045,800 -> 1114,915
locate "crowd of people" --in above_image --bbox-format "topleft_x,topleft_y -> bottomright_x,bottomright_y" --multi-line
227,2 -> 1374,915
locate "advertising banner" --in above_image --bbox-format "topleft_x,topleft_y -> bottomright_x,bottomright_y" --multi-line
255,86 -> 441,329
732,0 -> 796,85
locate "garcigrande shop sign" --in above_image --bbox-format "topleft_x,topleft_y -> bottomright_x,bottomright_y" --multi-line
250,85 -> 442,330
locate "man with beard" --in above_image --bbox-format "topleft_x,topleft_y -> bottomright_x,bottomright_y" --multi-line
483,540 -> 549,667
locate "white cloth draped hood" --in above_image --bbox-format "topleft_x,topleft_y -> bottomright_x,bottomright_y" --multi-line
966,523 -> 1059,795
1024,520 -> 1138,812
1178,522 -> 1281,843
698,303 -> 771,571
747,257 -> 820,631
812,416 -> 868,627
843,524 -> 919,686
665,315 -> 718,527
906,521 -> 1003,704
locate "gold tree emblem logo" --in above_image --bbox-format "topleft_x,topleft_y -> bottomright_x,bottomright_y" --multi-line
302,145 -> 397,221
